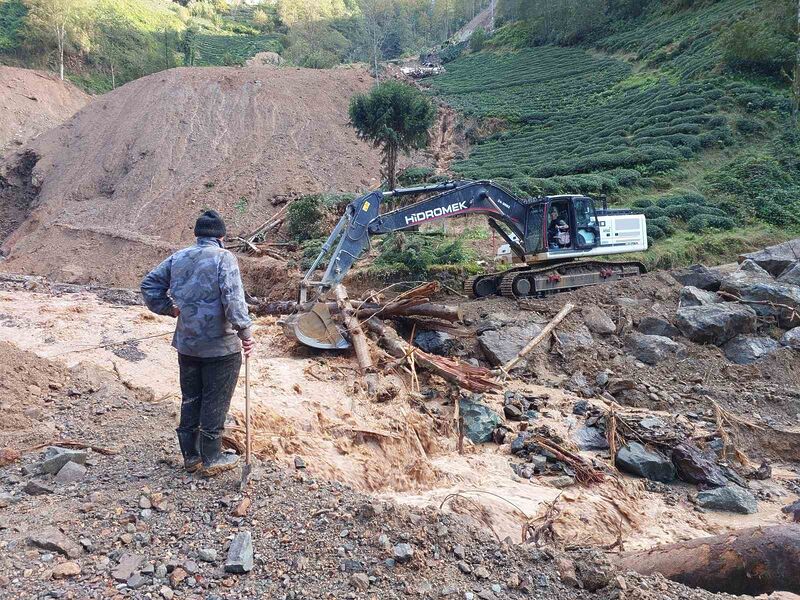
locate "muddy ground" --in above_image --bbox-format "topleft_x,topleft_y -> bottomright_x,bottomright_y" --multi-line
0,264 -> 798,598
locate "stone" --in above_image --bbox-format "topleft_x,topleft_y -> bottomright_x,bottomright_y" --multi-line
722,335 -> 781,365
169,567 -> 187,587
349,572 -> 369,591
616,442 -> 676,483
0,447 -> 20,467
453,544 -> 465,560
624,333 -> 687,365
582,305 -> 616,335
548,475 -> 575,489
24,480 -> 55,496
739,259 -> 771,277
393,543 -> 414,564
696,485 -> 757,514
51,561 -> 81,579
457,560 -> 472,574
478,323 -> 542,367
556,557 -> 579,587
473,565 -> 490,579
671,264 -> 722,291
54,461 -> 87,484
503,404 -> 523,420
678,286 -> 720,307
675,303 -> 757,346
576,555 -> 614,592
139,495 -> 152,509
739,238 -> 800,277
198,548 -> 217,562
0,492 -> 19,508
414,330 -> 456,356
781,327 -> 800,349
111,552 -> 145,582
637,316 -> 680,339
671,443 -> 727,487
554,325 -> 595,355
225,531 -> 254,573
39,447 -> 88,475
160,586 -> 174,599
777,262 -> 800,286
29,528 -> 83,559
573,399 -> 590,415
573,426 -> 609,451
127,573 -> 149,590
459,397 -> 502,444
720,272 -> 800,328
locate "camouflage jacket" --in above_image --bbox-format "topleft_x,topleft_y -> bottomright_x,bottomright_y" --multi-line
141,237 -> 253,358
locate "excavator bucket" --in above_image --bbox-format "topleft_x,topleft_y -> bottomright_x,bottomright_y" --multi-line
281,302 -> 350,350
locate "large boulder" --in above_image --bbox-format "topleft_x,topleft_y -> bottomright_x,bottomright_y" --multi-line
696,485 -> 757,514
671,264 -> 722,291
624,333 -> 687,365
781,327 -> 800,350
637,316 -> 681,339
478,323 -> 542,367
678,286 -> 720,308
554,325 -> 595,355
777,262 -> 800,286
671,443 -> 727,487
675,303 -> 757,346
459,397 -> 502,444
739,238 -> 800,277
722,335 -> 781,365
582,305 -> 616,335
738,259 -> 771,277
720,272 -> 800,329
616,441 -> 676,483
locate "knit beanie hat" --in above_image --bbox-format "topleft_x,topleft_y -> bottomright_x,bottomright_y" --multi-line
194,210 -> 226,238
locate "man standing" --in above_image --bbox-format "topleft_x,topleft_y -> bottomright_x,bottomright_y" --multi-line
141,210 -> 255,477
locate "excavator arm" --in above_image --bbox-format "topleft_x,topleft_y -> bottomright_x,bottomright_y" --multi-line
299,180 -> 530,304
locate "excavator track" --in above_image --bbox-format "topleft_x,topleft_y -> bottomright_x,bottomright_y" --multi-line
467,260 -> 646,299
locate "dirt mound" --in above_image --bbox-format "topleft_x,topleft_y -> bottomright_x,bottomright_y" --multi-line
0,341 -> 68,440
0,66 -> 89,157
0,65 -> 383,289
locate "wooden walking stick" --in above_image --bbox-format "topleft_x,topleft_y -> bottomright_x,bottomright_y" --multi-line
239,354 -> 252,491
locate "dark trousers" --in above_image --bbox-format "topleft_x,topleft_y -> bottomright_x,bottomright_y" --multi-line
177,352 -> 242,442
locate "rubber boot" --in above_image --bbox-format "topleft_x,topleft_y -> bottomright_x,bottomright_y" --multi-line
199,435 -> 239,477
177,430 -> 202,473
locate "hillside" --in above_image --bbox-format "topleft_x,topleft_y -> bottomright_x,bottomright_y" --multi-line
428,0 -> 798,269
0,66 -> 89,155
0,65 -> 383,291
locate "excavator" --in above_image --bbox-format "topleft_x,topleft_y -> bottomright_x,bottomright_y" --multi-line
287,180 -> 647,349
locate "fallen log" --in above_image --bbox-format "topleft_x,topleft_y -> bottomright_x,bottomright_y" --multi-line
366,318 -> 501,393
251,300 -> 462,323
334,285 -> 378,395
613,525 -> 800,595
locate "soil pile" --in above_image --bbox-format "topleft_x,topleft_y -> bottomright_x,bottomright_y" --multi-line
0,66 -> 89,156
0,65 -> 383,289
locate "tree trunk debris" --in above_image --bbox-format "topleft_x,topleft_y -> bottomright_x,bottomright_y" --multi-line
613,525 -> 800,595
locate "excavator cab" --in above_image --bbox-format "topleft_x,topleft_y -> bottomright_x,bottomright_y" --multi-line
544,196 -> 601,253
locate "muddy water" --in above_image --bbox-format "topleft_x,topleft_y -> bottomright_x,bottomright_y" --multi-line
0,287 -> 788,550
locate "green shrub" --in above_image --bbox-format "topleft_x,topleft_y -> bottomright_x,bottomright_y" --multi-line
299,239 -> 326,270
470,27 -> 487,53
754,188 -> 800,228
372,232 -> 473,279
631,198 -> 653,208
649,216 -> 675,235
439,41 -> 467,64
734,117 -> 764,135
687,215 -> 737,232
656,193 -> 706,207
647,223 -> 666,240
398,167 -> 436,186
642,206 -> 667,219
287,195 -> 325,241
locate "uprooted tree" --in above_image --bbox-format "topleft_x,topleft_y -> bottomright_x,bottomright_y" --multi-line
348,80 -> 436,190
